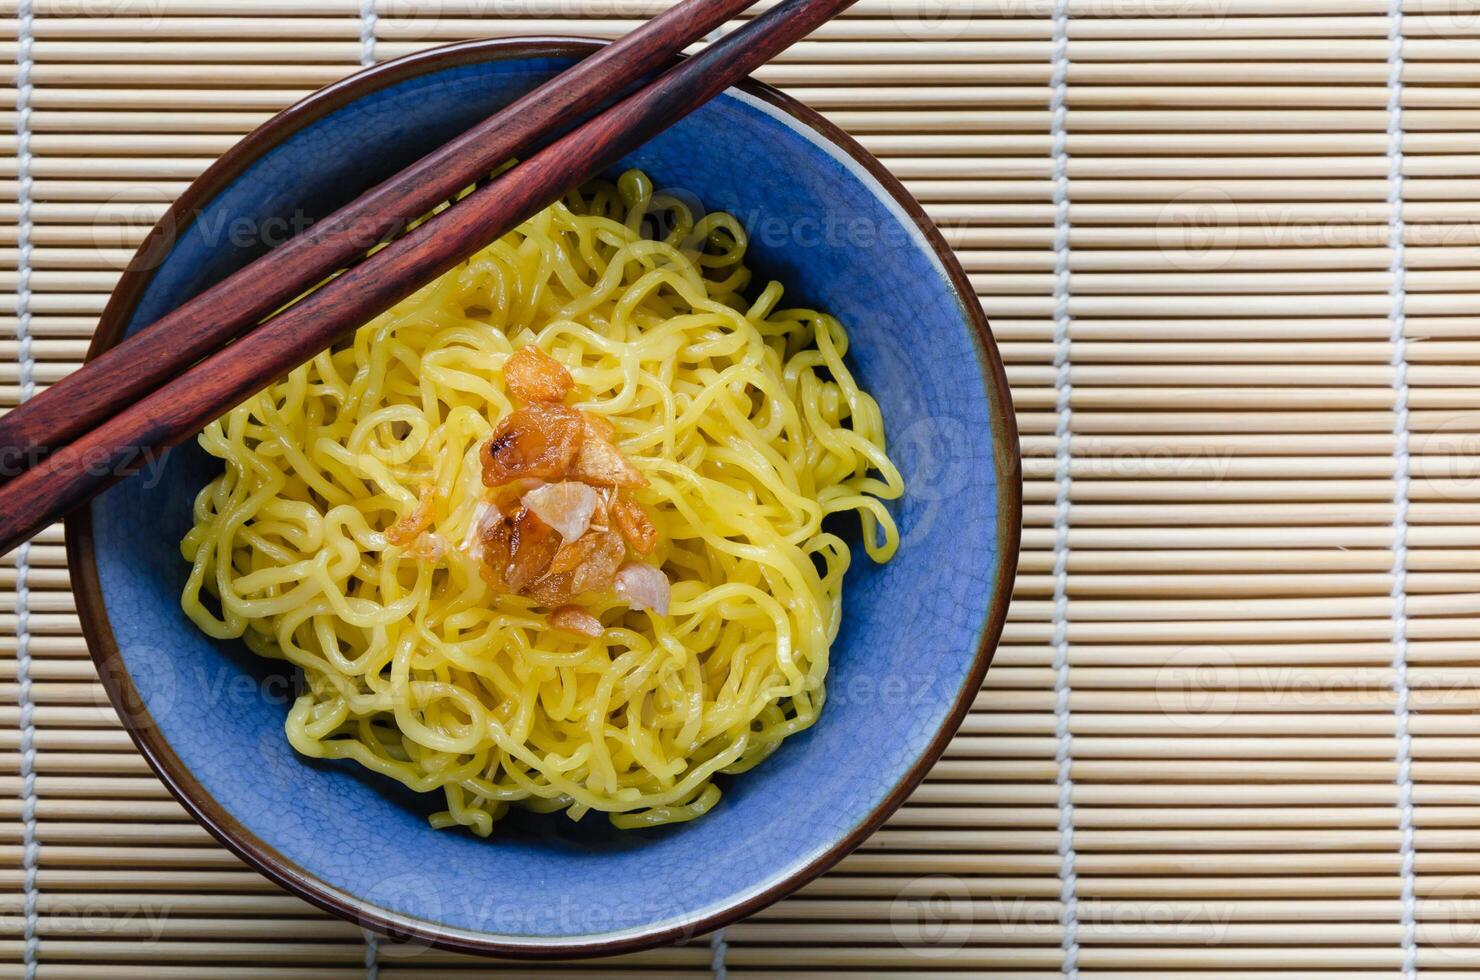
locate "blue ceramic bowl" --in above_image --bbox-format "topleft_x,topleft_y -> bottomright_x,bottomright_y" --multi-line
68,39 -> 1020,957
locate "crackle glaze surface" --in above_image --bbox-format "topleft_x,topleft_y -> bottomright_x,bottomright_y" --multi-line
82,49 -> 1011,948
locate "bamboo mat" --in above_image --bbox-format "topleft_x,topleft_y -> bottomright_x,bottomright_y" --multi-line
5,0 -> 1480,975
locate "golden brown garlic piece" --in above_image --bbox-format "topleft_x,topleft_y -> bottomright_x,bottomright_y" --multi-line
479,506 -> 562,594
525,530 -> 626,606
480,404 -> 585,486
477,345 -> 667,634
503,345 -> 574,404
609,492 -> 657,556
569,418 -> 646,488
386,485 -> 436,547
549,604 -> 603,638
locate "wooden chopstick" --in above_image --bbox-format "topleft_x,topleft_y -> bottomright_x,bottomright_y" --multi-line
0,0 -> 763,475
0,0 -> 862,557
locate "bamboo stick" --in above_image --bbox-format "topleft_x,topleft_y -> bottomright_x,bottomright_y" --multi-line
17,970 -> 363,980
0,0 -> 1417,14
33,135 -> 1480,172
1002,617 -> 1480,642
14,971 -> 364,977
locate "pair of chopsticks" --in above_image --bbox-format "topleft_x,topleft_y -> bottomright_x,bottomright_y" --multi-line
0,0 -> 861,557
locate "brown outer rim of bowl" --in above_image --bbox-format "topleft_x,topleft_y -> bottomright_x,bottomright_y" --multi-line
64,36 -> 1023,960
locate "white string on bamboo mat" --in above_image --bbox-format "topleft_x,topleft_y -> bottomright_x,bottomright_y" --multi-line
1385,1 -> 1417,976
702,18 -> 728,977
1048,0 -> 1078,976
359,7 -> 379,974
710,926 -> 729,979
359,0 -> 378,67
360,17 -> 379,980
362,930 -> 379,980
13,1 -> 38,977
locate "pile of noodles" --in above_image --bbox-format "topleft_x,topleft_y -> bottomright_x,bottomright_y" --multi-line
180,170 -> 903,834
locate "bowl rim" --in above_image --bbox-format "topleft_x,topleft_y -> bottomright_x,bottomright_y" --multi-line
64,36 -> 1023,960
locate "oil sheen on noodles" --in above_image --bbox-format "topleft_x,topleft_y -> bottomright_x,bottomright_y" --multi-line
180,170 -> 903,834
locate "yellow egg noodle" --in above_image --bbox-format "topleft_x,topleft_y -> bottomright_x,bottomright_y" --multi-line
180,170 -> 904,834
